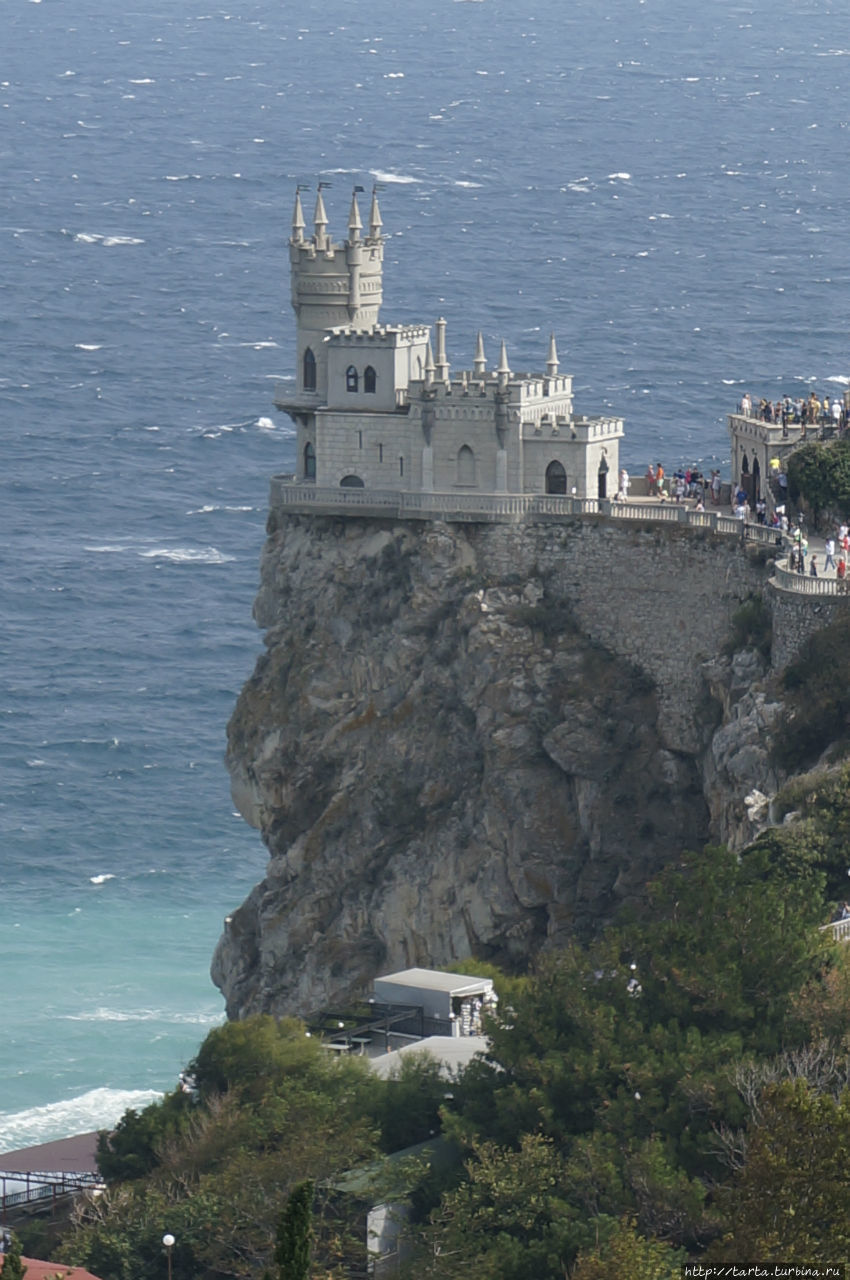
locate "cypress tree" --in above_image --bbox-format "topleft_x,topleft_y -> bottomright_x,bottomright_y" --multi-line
274,1179 -> 314,1280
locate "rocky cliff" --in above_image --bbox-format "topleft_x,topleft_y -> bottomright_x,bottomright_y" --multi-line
213,511 -> 786,1020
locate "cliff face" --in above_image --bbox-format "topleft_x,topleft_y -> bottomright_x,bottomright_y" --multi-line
214,512 -> 781,1020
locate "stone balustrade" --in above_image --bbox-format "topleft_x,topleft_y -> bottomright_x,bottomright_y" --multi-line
820,918 -> 850,943
773,560 -> 846,596
268,477 -> 850,606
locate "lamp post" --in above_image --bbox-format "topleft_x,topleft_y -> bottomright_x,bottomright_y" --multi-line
162,1233 -> 175,1280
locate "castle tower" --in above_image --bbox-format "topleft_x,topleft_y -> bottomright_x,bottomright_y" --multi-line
288,185 -> 385,398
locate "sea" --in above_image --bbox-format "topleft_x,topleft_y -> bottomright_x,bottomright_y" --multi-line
2,0 -> 849,1155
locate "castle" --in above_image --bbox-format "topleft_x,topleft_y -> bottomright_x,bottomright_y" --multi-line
274,187 -> 623,499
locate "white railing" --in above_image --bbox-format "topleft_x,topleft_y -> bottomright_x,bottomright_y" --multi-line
820,918 -> 850,943
773,561 -> 845,596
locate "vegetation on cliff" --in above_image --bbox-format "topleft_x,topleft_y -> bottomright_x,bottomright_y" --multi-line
54,831 -> 850,1280
787,437 -> 850,524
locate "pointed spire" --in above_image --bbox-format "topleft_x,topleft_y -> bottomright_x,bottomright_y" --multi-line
473,331 -> 486,378
546,332 -> 559,378
369,187 -> 383,239
497,339 -> 511,381
313,189 -> 329,249
461,368 -> 469,393
435,317 -> 450,383
424,338 -> 435,387
291,189 -> 306,244
348,189 -> 363,242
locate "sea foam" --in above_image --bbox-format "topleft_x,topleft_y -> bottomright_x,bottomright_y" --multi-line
0,1087 -> 163,1156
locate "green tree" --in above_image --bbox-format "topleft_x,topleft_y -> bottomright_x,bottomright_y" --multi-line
709,1079 -> 850,1265
1,1235 -> 27,1280
570,1217 -> 684,1280
412,1133 -> 581,1279
274,1181 -> 313,1280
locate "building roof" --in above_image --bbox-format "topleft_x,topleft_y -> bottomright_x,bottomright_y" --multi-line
1,1260 -> 102,1280
0,1133 -> 100,1176
375,968 -> 493,996
369,1035 -> 489,1079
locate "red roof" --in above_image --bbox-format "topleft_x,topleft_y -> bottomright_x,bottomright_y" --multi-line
1,1259 -> 102,1280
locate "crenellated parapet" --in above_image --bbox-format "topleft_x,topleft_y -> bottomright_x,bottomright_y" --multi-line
276,186 -> 623,499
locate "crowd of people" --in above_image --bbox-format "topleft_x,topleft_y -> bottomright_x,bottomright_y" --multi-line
617,463 -> 724,506
737,389 -> 849,432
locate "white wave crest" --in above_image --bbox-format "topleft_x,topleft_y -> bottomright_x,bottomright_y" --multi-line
0,1087 -> 163,1155
75,343 -> 102,351
65,1007 -> 223,1026
608,172 -> 631,180
138,547 -> 236,564
89,874 -> 115,885
369,169 -> 421,184
73,233 -> 144,247
256,416 -> 275,430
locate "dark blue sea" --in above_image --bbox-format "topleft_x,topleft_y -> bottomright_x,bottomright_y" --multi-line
3,0 -> 849,1150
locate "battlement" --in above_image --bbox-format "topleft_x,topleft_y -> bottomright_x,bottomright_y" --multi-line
277,186 -> 624,500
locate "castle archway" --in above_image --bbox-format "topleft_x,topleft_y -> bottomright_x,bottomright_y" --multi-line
340,474 -> 365,488
303,347 -> 316,392
457,445 -> 476,486
545,460 -> 567,495
597,456 -> 609,500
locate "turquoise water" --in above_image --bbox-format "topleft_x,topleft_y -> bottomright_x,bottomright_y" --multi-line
3,0 -> 850,1151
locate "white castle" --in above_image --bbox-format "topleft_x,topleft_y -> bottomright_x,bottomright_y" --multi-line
275,187 -> 623,499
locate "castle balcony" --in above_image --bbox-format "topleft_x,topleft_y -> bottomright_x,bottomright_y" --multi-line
727,412 -> 838,449
273,384 -> 322,414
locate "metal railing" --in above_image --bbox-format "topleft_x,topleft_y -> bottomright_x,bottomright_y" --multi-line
0,1170 -> 103,1221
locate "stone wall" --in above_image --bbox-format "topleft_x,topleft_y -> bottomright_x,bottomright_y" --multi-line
768,583 -> 849,671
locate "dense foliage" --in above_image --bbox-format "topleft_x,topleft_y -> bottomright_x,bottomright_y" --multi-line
787,438 -> 850,523
55,838 -> 850,1280
774,612 -> 850,768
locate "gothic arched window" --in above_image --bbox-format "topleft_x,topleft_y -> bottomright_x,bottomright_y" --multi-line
303,441 -> 316,480
303,347 -> 316,391
457,444 -> 476,486
364,365 -> 377,393
545,460 -> 567,495
346,365 -> 359,393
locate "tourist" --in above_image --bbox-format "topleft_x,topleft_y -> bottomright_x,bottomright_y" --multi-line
711,470 -> 721,505
825,537 -> 837,572
809,555 -> 818,578
838,557 -> 847,584
646,463 -> 656,496
618,467 -> 630,500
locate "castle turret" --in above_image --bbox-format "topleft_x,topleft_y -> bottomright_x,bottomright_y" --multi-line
546,332 -> 559,378
435,317 -> 450,384
497,340 -> 511,390
369,187 -> 383,241
291,189 -> 305,245
473,332 -> 486,378
287,185 -> 385,397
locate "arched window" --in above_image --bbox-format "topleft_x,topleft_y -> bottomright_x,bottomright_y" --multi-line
364,365 -> 377,394
597,455 -> 609,500
457,444 -> 476,486
741,453 -> 750,474
346,365 -> 359,393
545,460 -> 567,495
340,474 -> 365,488
303,347 -> 316,391
303,442 -> 316,480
